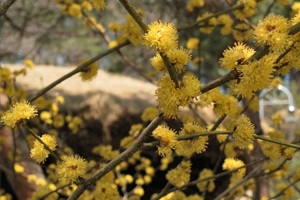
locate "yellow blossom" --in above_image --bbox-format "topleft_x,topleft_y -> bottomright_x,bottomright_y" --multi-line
68,4 -> 82,18
119,15 -> 143,45
24,59 -> 34,68
175,122 -> 208,157
232,115 -> 255,149
14,163 -> 24,173
219,42 -> 255,70
186,38 -> 200,50
109,22 -> 120,32
166,160 -> 191,188
82,1 -> 92,12
1,101 -> 37,128
229,55 -> 275,98
92,144 -> 119,160
197,168 -> 215,192
152,125 -> 177,157
0,67 -> 12,82
108,40 -> 118,49
30,134 -> 57,163
197,12 -> 218,34
218,14 -> 233,35
186,0 -> 205,12
141,107 -> 159,122
155,74 -> 181,118
233,0 -> 257,20
144,21 -> 178,54
79,60 -> 98,82
222,158 -> 246,177
89,0 -> 105,10
232,23 -> 252,41
133,187 -> 144,197
56,155 -> 88,183
253,15 -> 290,53
129,123 -> 143,136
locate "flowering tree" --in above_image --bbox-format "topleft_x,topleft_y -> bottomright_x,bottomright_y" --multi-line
1,0 -> 300,199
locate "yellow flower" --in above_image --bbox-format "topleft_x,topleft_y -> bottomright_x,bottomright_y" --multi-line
229,55 -> 275,98
186,0 -> 205,12
82,1 -> 92,12
222,158 -> 245,177
141,107 -> 159,122
30,134 -> 57,163
233,0 -> 257,20
219,42 -> 255,70
0,67 -> 12,82
232,23 -> 252,41
197,168 -> 215,192
119,15 -> 143,46
1,101 -> 37,128
218,14 -> 233,35
89,0 -> 106,10
108,40 -> 118,49
14,163 -> 25,173
79,60 -> 98,82
253,15 -> 290,53
56,155 -> 88,183
68,3 -> 82,18
186,38 -> 200,50
232,115 -> 255,149
24,59 -> 34,68
144,21 -> 178,54
109,22 -> 120,32
197,12 -> 218,34
175,122 -> 208,157
155,74 -> 181,118
166,160 -> 191,188
92,144 -> 119,160
167,47 -> 191,72
152,125 -> 177,157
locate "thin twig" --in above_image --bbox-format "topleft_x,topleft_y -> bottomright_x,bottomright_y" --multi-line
28,41 -> 130,103
67,114 -> 164,200
0,0 -> 16,16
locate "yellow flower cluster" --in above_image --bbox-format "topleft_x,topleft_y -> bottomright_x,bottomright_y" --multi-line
156,74 -> 201,118
68,4 -> 82,18
219,42 -> 255,70
233,0 -> 257,20
223,158 -> 245,172
186,0 -> 204,12
197,168 -> 215,192
253,15 -> 290,53
144,21 -> 178,53
30,134 -> 57,163
218,14 -> 234,35
186,38 -> 200,50
232,115 -> 255,149
118,15 -> 144,46
175,122 -> 208,157
166,160 -> 191,188
88,0 -> 105,10
152,125 -> 177,157
229,55 -> 275,98
56,155 -> 88,183
197,12 -> 218,34
1,101 -> 37,128
141,106 -> 159,122
92,144 -> 119,160
79,60 -> 99,82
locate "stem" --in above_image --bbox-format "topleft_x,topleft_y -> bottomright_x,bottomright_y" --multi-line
28,41 -> 130,103
118,0 -> 179,86
68,114 -> 164,200
214,166 -> 261,200
269,178 -> 300,199
0,0 -> 16,16
179,4 -> 243,31
254,135 -> 300,149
